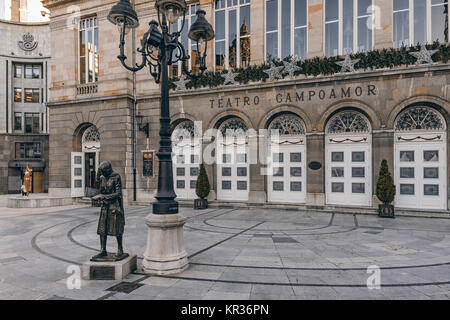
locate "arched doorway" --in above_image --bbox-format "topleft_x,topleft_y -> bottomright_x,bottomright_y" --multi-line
71,125 -> 100,197
216,117 -> 249,201
172,120 -> 201,200
325,110 -> 372,206
267,113 -> 307,204
394,105 -> 447,210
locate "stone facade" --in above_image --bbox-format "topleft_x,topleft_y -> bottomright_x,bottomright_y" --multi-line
0,18 -> 50,194
43,0 -> 450,211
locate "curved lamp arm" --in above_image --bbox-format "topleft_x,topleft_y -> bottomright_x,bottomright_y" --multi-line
117,22 -> 148,72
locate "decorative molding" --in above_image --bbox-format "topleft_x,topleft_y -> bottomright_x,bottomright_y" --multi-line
18,33 -> 38,52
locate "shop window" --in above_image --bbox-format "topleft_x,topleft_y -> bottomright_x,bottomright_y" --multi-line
15,142 -> 41,159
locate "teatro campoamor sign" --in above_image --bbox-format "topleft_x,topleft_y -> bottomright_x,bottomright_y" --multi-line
208,85 -> 377,109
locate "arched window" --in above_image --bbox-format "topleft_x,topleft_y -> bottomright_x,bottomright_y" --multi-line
268,114 -> 305,136
326,111 -> 370,134
394,106 -> 445,132
172,121 -> 198,141
81,125 -> 100,151
219,118 -> 248,137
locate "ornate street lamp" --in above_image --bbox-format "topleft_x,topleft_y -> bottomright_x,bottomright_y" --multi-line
108,0 -> 214,274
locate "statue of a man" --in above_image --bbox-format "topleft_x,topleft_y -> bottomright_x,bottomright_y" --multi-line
91,161 -> 127,261
24,165 -> 32,197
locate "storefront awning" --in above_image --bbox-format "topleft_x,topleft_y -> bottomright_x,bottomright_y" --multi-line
8,161 -> 46,169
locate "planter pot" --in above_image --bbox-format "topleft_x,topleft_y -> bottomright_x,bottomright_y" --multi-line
194,198 -> 208,210
378,204 -> 395,218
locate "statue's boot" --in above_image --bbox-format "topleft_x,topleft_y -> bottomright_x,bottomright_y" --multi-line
92,235 -> 108,260
115,235 -> 124,258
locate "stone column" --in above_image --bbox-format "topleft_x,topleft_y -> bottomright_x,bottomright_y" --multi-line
248,130 -> 266,203
373,0 -> 393,50
307,0 -> 324,59
372,131 -> 394,206
306,133 -> 325,206
250,0 -> 264,65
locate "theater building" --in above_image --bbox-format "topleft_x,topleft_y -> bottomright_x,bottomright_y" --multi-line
0,3 -> 50,194
43,0 -> 450,212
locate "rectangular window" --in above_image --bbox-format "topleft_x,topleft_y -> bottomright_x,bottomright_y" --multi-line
15,142 -> 41,159
325,0 -> 373,56
215,0 -> 251,70
170,4 -> 201,77
24,88 -> 40,103
24,113 -> 40,133
265,0 -> 307,60
394,0 -> 449,46
79,17 -> 99,84
24,65 -> 33,79
14,113 -> 22,131
14,64 -> 22,78
14,88 -> 22,102
32,64 -> 41,79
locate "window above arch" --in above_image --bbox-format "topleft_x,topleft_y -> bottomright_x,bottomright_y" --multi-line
327,111 -> 370,134
172,121 -> 198,140
268,114 -> 305,135
219,118 -> 249,137
395,106 -> 445,132
82,126 -> 100,143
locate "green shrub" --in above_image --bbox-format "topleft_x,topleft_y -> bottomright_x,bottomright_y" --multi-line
195,164 -> 210,199
376,160 -> 396,204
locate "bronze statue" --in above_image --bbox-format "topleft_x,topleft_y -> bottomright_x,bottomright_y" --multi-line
24,165 -> 32,197
91,161 -> 128,261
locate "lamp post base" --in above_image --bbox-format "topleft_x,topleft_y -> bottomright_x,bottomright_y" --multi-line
152,200 -> 179,214
142,213 -> 188,275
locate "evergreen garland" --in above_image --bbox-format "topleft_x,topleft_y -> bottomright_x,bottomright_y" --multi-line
169,41 -> 449,90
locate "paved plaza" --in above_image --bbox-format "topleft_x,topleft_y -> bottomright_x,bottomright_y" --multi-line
1,201 -> 450,300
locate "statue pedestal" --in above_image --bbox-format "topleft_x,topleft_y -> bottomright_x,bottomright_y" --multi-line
142,213 -> 188,275
82,254 -> 137,280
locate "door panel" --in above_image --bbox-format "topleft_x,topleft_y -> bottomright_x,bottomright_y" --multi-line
395,142 -> 446,210
217,138 -> 249,201
173,142 -> 200,200
326,144 -> 371,206
268,143 -> 306,204
71,152 -> 84,197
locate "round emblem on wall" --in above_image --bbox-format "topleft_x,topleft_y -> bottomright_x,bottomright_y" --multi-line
308,161 -> 322,170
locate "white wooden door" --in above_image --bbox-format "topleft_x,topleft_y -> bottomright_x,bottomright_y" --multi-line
395,141 -> 446,210
173,141 -> 200,200
267,141 -> 306,204
217,137 -> 249,201
326,144 -> 372,206
71,152 -> 84,197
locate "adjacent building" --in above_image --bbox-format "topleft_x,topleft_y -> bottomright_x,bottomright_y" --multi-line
0,2 -> 50,194
43,0 -> 450,212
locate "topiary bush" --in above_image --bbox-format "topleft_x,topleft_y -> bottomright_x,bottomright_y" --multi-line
195,163 -> 210,200
376,159 -> 396,205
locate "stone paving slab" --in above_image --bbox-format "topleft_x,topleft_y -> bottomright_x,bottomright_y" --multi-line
0,205 -> 450,299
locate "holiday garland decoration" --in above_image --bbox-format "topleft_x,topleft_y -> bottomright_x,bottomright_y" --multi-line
169,42 -> 450,91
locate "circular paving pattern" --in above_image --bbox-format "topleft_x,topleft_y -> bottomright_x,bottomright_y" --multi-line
2,205 -> 450,299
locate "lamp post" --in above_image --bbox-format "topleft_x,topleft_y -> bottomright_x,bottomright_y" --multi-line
108,0 -> 214,274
